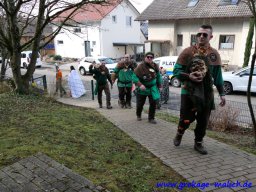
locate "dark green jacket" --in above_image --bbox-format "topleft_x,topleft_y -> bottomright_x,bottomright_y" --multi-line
89,65 -> 112,86
132,62 -> 162,100
113,61 -> 137,87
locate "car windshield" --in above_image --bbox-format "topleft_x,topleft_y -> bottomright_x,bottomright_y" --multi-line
98,58 -> 114,64
153,60 -> 160,65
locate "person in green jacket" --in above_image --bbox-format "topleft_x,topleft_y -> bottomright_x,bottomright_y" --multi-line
132,52 -> 162,124
112,54 -> 137,109
89,62 -> 113,109
173,24 -> 226,155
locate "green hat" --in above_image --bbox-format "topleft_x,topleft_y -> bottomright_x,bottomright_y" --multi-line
145,52 -> 154,57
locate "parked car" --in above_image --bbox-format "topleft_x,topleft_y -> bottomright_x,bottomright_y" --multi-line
222,66 -> 256,94
78,56 -> 117,75
153,56 -> 180,87
21,51 -> 42,68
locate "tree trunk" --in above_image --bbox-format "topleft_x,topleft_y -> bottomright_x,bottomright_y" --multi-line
10,53 -> 30,94
0,48 -> 9,81
0,60 -> 7,81
243,18 -> 254,68
248,54 -> 256,145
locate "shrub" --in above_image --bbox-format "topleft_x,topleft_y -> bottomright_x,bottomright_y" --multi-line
53,55 -> 62,61
0,79 -> 14,94
208,104 -> 239,132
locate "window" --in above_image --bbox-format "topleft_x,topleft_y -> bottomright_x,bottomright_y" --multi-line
92,41 -> 96,46
190,34 -> 197,46
112,15 -> 117,23
74,28 -> 81,33
21,53 -> 26,58
57,40 -> 64,45
126,16 -> 132,27
218,0 -> 239,6
219,35 -> 235,49
187,0 -> 199,7
239,68 -> 256,76
177,34 -> 183,46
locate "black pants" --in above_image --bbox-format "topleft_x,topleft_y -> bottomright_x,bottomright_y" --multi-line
136,93 -> 156,120
98,83 -> 111,107
178,94 -> 211,142
118,86 -> 132,105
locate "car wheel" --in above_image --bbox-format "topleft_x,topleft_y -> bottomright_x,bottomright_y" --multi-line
79,67 -> 86,76
223,81 -> 233,95
171,77 -> 181,87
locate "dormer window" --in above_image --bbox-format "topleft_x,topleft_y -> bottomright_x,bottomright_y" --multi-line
218,0 -> 239,6
187,0 -> 199,7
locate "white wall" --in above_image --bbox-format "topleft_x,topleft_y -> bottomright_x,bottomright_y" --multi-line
54,23 -> 101,59
148,21 -> 176,55
148,18 -> 252,67
100,1 -> 142,58
54,1 -> 142,59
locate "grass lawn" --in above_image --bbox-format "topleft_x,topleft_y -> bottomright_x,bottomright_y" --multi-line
156,112 -> 256,155
0,93 -> 199,192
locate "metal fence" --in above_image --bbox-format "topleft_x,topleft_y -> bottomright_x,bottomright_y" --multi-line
2,73 -> 255,129
60,77 -> 94,100
31,75 -> 47,90
111,88 -> 255,129
163,92 -> 255,129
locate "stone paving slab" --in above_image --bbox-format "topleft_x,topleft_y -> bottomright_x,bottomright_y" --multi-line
58,97 -> 256,192
0,153 -> 109,192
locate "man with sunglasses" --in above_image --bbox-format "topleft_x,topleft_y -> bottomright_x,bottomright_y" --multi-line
111,54 -> 137,109
173,24 -> 226,154
132,52 -> 162,124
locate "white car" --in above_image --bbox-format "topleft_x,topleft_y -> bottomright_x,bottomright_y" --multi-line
222,66 -> 256,94
153,56 -> 180,87
78,56 -> 117,75
21,51 -> 42,68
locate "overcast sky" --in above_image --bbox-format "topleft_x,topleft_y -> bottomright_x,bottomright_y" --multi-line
129,0 -> 154,13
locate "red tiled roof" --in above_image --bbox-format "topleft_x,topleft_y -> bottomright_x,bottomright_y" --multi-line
54,0 -> 122,23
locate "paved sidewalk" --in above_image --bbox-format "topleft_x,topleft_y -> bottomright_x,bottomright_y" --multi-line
0,153 -> 108,192
58,96 -> 256,192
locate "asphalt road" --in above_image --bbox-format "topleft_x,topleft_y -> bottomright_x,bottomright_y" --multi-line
3,62 -> 256,105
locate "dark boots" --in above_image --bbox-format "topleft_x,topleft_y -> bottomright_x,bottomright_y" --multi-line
126,102 -> 132,109
107,100 -> 112,109
173,133 -> 208,155
173,132 -> 183,146
148,119 -> 157,124
119,100 -> 126,108
194,141 -> 208,155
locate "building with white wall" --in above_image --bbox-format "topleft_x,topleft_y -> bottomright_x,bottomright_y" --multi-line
53,0 -> 145,59
136,0 -> 253,67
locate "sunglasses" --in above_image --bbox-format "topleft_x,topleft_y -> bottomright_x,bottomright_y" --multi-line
146,56 -> 154,59
196,33 -> 208,38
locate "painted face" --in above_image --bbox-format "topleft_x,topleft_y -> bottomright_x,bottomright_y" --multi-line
196,28 -> 212,46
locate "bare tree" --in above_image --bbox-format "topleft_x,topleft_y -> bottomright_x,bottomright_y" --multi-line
0,0 -> 116,94
243,0 -> 256,144
0,46 -> 9,81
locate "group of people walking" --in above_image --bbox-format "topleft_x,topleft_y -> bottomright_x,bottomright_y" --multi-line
56,24 -> 226,155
